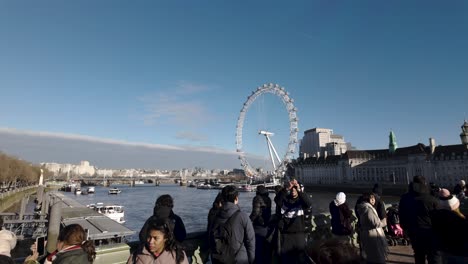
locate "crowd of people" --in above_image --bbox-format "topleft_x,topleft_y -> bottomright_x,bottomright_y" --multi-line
0,176 -> 467,264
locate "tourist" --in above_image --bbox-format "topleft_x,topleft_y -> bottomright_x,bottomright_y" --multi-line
276,177 -> 313,264
307,238 -> 360,264
209,185 -> 255,264
329,192 -> 355,244
453,179 -> 467,199
44,224 -> 96,264
139,194 -> 186,243
128,218 -> 188,264
430,188 -> 468,263
250,185 -> 272,264
399,176 -> 441,264
200,192 -> 224,264
207,192 -> 223,232
371,184 -> 387,226
0,217 -> 16,264
356,192 -> 387,264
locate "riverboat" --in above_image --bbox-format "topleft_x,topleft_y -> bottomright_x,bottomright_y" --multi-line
74,187 -> 82,195
87,186 -> 95,194
108,188 -> 121,195
196,183 -> 211,189
87,203 -> 126,224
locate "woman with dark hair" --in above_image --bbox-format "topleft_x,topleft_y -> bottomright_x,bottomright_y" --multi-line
139,194 -> 187,243
207,192 -> 223,232
129,218 -> 188,264
44,224 -> 96,264
356,193 -> 388,264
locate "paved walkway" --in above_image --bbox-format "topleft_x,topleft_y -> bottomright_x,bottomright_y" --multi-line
387,245 -> 415,264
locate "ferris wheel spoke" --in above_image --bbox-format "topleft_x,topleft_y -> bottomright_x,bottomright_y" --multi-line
235,83 -> 299,179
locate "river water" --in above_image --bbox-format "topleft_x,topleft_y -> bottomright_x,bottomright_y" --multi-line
61,184 -> 399,241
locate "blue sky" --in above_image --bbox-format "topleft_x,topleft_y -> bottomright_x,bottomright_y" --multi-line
0,1 -> 467,169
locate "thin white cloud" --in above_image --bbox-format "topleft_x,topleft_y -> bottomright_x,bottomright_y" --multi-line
0,127 -> 232,155
139,81 -> 214,128
0,127 -> 271,169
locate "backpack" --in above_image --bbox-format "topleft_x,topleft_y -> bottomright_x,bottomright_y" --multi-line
210,210 -> 242,264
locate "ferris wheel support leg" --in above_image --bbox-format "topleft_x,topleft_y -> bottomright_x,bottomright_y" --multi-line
266,137 -> 277,170
266,135 -> 282,166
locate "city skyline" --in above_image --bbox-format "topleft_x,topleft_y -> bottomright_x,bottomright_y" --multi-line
1,1 -> 467,169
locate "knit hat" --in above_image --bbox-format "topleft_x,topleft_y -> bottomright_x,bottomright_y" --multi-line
0,229 -> 17,257
334,192 -> 346,206
438,188 -> 460,211
439,188 -> 450,198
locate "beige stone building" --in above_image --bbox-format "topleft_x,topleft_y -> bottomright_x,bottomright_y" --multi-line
295,121 -> 468,189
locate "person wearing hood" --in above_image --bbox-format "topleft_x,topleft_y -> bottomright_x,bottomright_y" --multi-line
430,189 -> 468,263
209,185 -> 255,264
398,176 -> 441,264
329,192 -> 355,243
250,185 -> 272,264
139,195 -> 186,244
356,192 -> 388,264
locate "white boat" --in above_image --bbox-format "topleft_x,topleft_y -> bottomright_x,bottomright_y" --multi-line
237,184 -> 254,192
196,183 -> 211,189
108,188 -> 121,195
87,203 -> 125,224
74,187 -> 82,195
87,187 -> 95,194
135,180 -> 145,185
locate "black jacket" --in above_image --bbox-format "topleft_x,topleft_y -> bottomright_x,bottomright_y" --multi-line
139,206 -> 187,243
329,201 -> 354,236
278,191 -> 313,234
431,209 -> 468,256
399,182 -> 438,233
250,190 -> 272,234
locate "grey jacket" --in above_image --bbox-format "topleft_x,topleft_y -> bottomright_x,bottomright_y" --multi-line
211,202 -> 255,264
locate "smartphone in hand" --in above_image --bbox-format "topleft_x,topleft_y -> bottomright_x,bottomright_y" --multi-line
36,236 -> 46,256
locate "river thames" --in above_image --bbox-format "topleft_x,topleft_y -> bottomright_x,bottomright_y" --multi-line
61,184 -> 399,241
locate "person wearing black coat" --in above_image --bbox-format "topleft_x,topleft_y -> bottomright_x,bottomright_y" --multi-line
250,185 -> 272,264
398,176 -> 441,264
277,179 -> 313,264
372,184 -> 387,224
139,194 -> 187,243
329,192 -> 355,239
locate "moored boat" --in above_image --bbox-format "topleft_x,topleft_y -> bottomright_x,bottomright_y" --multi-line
87,186 -> 95,194
86,203 -> 125,224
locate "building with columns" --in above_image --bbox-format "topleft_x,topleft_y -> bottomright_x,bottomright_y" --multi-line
294,121 -> 468,188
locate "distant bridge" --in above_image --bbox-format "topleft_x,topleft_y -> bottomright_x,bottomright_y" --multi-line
72,176 -> 164,186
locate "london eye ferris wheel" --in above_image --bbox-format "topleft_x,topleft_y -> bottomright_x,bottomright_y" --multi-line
236,83 -> 299,180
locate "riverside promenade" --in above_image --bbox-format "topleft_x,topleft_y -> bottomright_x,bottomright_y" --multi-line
386,245 -> 414,264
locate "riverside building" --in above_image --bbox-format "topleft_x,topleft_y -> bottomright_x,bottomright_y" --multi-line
294,121 -> 468,188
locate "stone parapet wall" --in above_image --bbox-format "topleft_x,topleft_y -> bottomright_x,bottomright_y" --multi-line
0,186 -> 37,212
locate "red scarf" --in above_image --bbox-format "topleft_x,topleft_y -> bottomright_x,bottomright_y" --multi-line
46,245 -> 82,262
